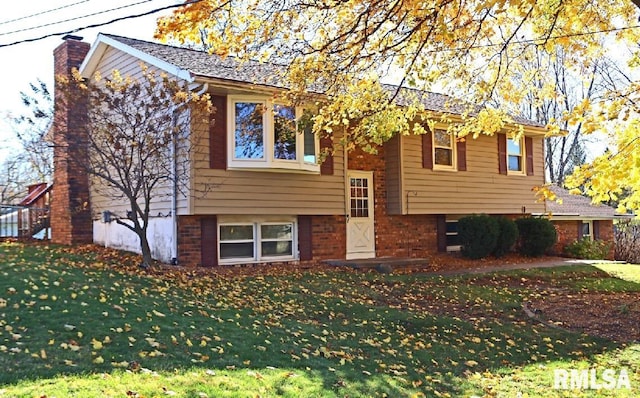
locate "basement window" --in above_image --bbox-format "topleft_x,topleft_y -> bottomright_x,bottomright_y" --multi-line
218,220 -> 296,264
445,220 -> 461,252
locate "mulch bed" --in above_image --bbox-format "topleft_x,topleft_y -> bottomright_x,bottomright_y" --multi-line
528,292 -> 640,343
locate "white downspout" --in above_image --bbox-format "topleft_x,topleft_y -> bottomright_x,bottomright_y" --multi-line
171,120 -> 178,265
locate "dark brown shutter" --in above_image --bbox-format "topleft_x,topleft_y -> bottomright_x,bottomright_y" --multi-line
201,216 -> 218,266
436,215 -> 447,252
298,215 -> 313,261
320,136 -> 334,175
209,95 -> 227,169
578,221 -> 584,240
593,220 -> 600,240
422,132 -> 433,169
497,133 -> 507,175
525,136 -> 534,176
456,139 -> 467,171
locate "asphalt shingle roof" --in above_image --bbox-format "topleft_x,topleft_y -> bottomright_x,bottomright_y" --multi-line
103,34 -> 543,128
546,185 -> 628,219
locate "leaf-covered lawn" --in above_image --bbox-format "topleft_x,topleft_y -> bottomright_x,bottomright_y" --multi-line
0,242 -> 638,397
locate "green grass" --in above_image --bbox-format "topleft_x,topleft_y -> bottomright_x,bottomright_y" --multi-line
0,241 -> 638,397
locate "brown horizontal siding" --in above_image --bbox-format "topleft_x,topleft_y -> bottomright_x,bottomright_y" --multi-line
191,122 -> 346,215
88,48 -> 186,217
400,134 -> 545,215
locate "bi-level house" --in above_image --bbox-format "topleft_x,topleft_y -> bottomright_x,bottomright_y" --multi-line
51,34 -> 549,267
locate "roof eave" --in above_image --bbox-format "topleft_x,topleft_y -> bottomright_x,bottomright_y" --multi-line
79,33 -> 194,83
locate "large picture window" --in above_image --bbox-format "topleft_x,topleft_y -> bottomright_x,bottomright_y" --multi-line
218,220 -> 296,263
228,96 -> 319,172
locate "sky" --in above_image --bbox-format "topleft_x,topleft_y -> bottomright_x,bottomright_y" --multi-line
0,0 -> 181,159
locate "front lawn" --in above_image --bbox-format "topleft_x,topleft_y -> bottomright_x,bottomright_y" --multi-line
0,242 -> 638,397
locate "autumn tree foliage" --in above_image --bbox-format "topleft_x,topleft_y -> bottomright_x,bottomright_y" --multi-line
57,66 -> 211,267
155,1 -> 640,211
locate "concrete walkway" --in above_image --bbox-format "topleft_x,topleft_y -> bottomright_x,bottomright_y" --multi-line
432,258 -> 589,277
326,256 -> 624,276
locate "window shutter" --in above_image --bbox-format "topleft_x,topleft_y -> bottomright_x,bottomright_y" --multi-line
201,216 -> 218,266
209,95 -> 227,169
436,215 -> 447,252
525,136 -> 534,176
422,132 -> 433,169
456,139 -> 467,171
298,215 -> 313,261
593,220 -> 600,240
577,221 -> 584,240
497,133 -> 507,175
320,135 -> 334,175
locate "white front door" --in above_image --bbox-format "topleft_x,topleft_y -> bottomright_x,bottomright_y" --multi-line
346,171 -> 375,259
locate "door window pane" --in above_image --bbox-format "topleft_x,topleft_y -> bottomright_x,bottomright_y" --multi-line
350,178 -> 369,218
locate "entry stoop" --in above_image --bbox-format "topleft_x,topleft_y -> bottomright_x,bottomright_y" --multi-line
324,257 -> 429,273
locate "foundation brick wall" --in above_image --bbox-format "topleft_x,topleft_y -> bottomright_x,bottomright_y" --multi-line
177,216 -> 202,266
176,215 -> 346,267
309,215 -> 347,261
51,36 -> 93,245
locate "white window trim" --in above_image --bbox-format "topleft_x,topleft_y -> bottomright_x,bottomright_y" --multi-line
507,136 -> 526,175
227,95 -> 320,173
581,220 -> 593,241
218,216 -> 298,264
433,129 -> 457,171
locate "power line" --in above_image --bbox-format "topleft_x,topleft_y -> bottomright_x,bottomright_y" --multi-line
0,0 -> 203,48
0,0 -> 158,37
0,0 -> 91,26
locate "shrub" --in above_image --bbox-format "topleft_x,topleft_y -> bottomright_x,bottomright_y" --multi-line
493,216 -> 519,258
458,214 -> 499,259
564,238 -> 611,260
515,217 -> 557,257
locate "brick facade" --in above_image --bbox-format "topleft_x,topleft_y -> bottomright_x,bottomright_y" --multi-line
551,219 -> 615,259
51,36 -> 93,245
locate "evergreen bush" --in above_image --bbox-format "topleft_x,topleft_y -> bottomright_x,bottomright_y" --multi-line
493,216 -> 519,258
458,214 -> 499,259
515,217 -> 557,257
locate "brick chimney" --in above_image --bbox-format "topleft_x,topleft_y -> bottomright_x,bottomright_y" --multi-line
51,35 -> 92,245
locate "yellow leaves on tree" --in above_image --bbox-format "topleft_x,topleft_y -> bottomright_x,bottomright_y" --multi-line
566,117 -> 640,214
156,0 -> 640,211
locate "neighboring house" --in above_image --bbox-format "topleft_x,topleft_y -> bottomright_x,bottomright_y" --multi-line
0,182 -> 51,239
51,34 -> 549,267
543,185 -> 632,257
